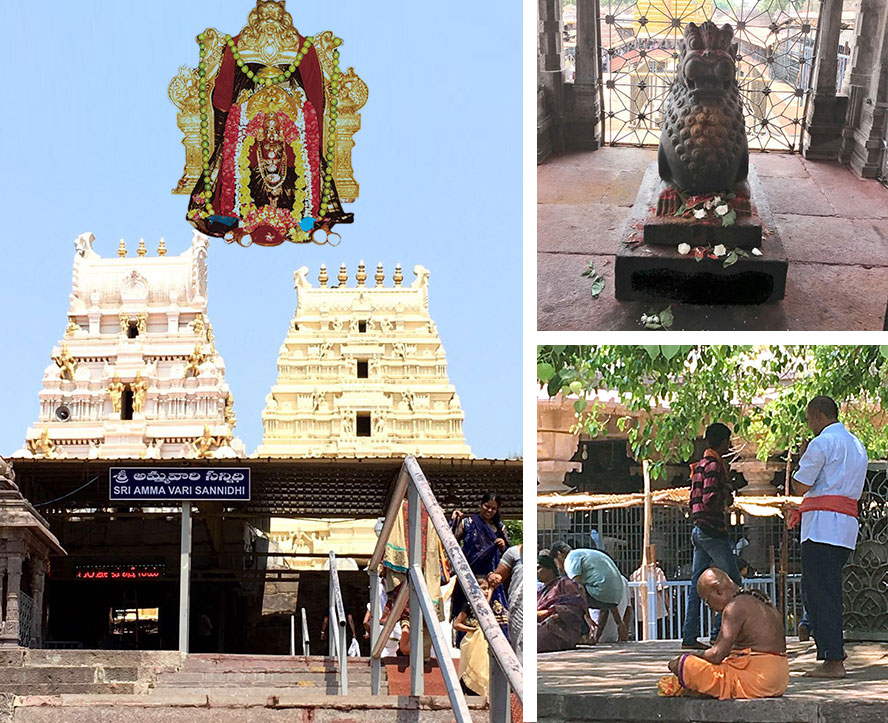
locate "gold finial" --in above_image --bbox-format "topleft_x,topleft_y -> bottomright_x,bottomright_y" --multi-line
137,239 -> 147,257
118,239 -> 127,257
375,262 -> 385,287
337,263 -> 348,287
393,263 -> 403,287
356,260 -> 367,286
318,264 -> 329,287
157,238 -> 167,256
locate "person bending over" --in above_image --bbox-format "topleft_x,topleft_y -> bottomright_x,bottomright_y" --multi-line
663,568 -> 788,700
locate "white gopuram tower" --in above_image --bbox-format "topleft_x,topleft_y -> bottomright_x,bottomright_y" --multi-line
14,231 -> 244,460
255,262 -> 472,458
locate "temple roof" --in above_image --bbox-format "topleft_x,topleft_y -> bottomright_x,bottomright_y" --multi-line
11,457 -> 522,519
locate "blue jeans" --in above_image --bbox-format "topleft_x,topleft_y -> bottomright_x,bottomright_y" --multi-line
681,526 -> 742,645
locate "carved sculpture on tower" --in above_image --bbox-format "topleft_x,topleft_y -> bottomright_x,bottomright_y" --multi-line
169,0 -> 368,247
256,263 -> 472,458
13,232 -> 244,460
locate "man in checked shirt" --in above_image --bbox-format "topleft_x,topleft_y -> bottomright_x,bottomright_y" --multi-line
681,422 -> 743,649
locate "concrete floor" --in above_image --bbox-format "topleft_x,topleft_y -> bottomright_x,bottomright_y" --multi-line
538,639 -> 888,722
538,149 -> 888,330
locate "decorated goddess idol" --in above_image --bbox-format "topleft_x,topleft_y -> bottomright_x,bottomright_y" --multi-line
169,1 -> 367,246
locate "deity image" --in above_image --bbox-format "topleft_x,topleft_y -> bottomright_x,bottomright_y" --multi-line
658,22 -> 748,195
170,1 -> 367,247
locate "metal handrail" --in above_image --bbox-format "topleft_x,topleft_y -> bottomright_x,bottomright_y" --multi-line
301,607 -> 310,656
367,456 -> 523,723
328,551 -> 348,694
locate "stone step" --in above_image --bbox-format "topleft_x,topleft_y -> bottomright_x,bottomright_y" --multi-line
0,682 -> 141,696
155,671 -> 373,687
7,650 -> 183,669
179,654 -> 372,673
9,693 -> 488,722
0,668 -> 143,685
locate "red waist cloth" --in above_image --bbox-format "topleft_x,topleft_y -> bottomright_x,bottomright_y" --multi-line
787,495 -> 859,529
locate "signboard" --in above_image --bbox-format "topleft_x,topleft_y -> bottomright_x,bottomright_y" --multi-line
76,564 -> 164,580
109,468 -> 250,501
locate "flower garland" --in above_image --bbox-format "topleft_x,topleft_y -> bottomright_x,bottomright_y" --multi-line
193,30 -> 344,237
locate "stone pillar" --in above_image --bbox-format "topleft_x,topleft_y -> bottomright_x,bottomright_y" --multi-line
31,558 -> 46,647
839,0 -> 888,176
564,0 -> 602,150
803,0 -> 849,159
538,0 -> 565,161
1,553 -> 22,646
732,460 -> 782,496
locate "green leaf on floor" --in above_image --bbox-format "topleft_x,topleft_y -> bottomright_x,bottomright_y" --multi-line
582,261 -> 605,299
723,250 -> 739,267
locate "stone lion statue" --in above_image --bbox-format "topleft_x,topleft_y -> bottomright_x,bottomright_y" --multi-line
659,21 -> 748,194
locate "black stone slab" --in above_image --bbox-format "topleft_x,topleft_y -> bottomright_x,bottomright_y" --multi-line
644,179 -> 762,248
615,163 -> 787,304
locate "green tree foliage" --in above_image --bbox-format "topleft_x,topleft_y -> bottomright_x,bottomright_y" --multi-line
503,519 -> 523,546
537,345 -> 888,479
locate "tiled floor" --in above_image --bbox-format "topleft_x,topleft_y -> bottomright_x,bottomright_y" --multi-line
538,149 -> 888,330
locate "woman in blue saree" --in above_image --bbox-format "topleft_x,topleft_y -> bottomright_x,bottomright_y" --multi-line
450,492 -> 509,644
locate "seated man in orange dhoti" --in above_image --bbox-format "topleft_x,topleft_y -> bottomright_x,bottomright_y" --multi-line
660,568 -> 788,700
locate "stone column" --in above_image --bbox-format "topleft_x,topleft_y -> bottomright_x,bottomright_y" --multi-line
839,0 -> 888,176
565,0 -> 602,149
803,0 -> 850,159
1,554 -> 22,646
538,0 -> 565,161
31,558 -> 46,647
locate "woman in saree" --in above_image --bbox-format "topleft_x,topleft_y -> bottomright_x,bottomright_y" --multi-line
537,549 -> 589,653
450,492 -> 509,644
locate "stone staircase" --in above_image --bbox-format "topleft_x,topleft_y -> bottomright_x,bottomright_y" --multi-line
0,650 -> 488,722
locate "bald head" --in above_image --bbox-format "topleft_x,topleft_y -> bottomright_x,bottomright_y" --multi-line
698,567 -> 739,612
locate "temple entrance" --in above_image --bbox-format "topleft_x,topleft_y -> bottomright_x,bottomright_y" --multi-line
585,0 -> 826,150
46,576 -> 177,650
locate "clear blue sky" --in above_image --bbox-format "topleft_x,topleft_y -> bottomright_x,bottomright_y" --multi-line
0,1 -> 522,459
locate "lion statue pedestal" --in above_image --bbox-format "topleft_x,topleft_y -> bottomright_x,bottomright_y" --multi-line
613,22 -> 787,308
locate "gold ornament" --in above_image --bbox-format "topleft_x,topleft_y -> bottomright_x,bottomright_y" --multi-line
318,264 -> 328,287
157,238 -> 168,256
356,261 -> 367,286
65,318 -> 79,337
224,393 -> 237,427
52,344 -> 78,381
108,374 -> 126,413
337,263 -> 348,287
186,342 -> 208,377
27,428 -> 56,459
131,373 -> 149,413
118,239 -> 127,257
393,264 -> 403,287
191,425 -> 221,458
137,239 -> 147,257
375,263 -> 384,287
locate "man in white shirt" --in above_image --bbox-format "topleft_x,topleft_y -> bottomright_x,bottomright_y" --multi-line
793,396 -> 868,678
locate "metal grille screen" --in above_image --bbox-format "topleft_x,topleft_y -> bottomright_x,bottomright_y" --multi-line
590,0 -> 822,151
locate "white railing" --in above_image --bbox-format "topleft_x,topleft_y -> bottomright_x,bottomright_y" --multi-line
328,551 -> 348,694
627,568 -> 785,640
301,607 -> 310,656
367,456 -> 523,723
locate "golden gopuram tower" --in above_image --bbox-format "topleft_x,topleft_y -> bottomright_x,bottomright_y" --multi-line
254,262 -> 472,459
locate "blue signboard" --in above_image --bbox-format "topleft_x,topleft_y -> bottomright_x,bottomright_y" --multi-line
109,468 -> 250,501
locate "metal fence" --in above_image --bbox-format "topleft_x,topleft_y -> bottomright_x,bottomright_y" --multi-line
627,570 -> 803,640
19,591 -> 35,648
